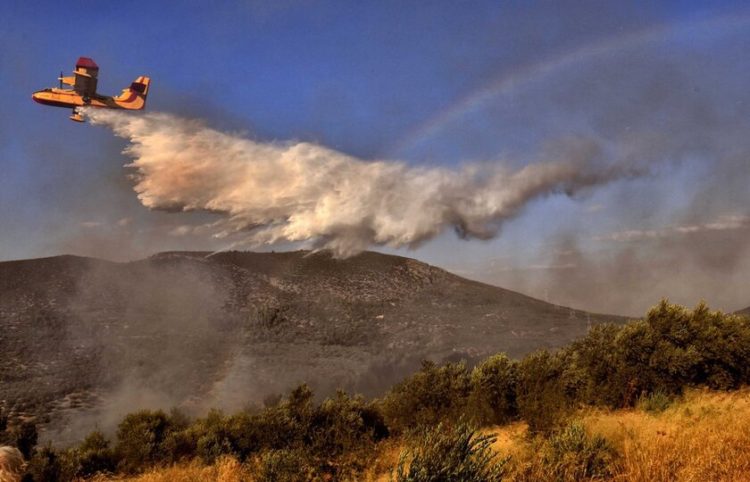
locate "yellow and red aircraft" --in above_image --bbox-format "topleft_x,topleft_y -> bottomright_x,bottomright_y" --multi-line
32,57 -> 150,122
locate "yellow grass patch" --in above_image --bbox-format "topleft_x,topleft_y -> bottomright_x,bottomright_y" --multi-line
360,439 -> 402,482
586,388 -> 750,482
485,388 -> 750,482
478,421 -> 529,472
92,456 -> 249,482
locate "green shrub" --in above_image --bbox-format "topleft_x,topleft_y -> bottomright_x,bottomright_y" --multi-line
284,384 -> 316,426
569,323 -> 624,406
637,389 -> 674,414
392,422 -> 506,482
468,354 -> 518,426
306,390 -> 389,477
224,411 -> 264,461
70,430 -> 117,477
162,426 -> 199,463
179,410 -> 266,463
309,391 -> 388,454
176,382 -> 390,476
255,449 -> 311,482
652,301 -> 750,390
560,300 -> 750,410
155,408 -> 196,463
515,350 -> 582,433
571,301 -> 750,408
539,421 -> 618,482
251,384 -> 315,451
23,444 -> 71,482
115,409 -> 174,473
381,360 -> 471,433
192,409 -> 236,463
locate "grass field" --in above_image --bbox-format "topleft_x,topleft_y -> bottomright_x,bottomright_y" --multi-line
496,388 -> 750,482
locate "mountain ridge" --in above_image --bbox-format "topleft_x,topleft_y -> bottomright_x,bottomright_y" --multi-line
0,250 -> 625,443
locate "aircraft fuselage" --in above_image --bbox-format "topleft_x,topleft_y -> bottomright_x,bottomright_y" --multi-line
32,87 -> 146,110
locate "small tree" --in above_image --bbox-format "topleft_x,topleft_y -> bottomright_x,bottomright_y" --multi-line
306,390 -> 389,477
381,361 -> 471,433
193,410 -> 235,463
570,323 -> 623,406
255,449 -> 311,482
72,430 -> 117,477
24,445 -> 65,482
468,354 -> 518,426
115,410 -> 173,473
516,350 -> 582,433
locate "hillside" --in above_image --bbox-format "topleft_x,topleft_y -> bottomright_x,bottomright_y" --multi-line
0,250 -> 623,442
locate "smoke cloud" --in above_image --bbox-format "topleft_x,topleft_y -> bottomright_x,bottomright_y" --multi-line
87,109 -> 635,257
407,21 -> 750,316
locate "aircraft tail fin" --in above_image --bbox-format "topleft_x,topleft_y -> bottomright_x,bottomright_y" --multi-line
130,76 -> 150,98
115,76 -> 151,110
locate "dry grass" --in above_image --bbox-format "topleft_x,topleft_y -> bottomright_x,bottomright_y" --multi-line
92,444 -> 401,482
90,389 -> 750,481
91,456 -> 250,482
587,388 -> 750,482
487,388 -> 750,482
360,439 -> 402,482
485,422 -> 528,462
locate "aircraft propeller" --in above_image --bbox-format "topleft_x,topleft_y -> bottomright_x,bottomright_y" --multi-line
58,71 -> 63,89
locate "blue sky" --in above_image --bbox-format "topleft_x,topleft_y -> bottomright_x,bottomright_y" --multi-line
2,1 -> 750,314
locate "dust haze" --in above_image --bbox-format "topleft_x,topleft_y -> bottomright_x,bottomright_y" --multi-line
454,22 -> 750,316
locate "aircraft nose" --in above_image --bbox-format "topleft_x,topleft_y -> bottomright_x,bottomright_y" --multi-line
31,91 -> 47,104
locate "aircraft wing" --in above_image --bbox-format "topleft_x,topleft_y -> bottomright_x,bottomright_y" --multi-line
73,57 -> 99,98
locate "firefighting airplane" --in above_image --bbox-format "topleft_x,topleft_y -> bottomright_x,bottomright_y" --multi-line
32,57 -> 150,122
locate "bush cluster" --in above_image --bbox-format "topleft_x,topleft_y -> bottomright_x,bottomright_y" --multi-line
383,301 -> 750,433
19,385 -> 386,481
9,301 -> 750,479
512,421 -> 617,482
540,421 -> 617,481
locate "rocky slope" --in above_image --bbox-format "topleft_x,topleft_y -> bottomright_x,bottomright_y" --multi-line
0,250 -> 624,443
